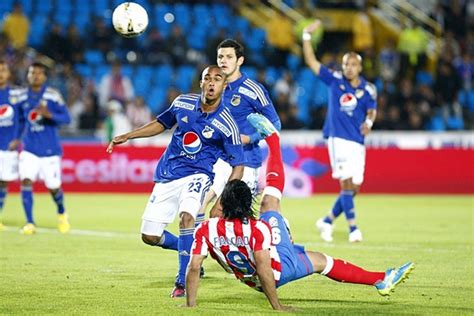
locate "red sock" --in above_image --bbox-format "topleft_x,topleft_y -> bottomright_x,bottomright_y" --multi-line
264,133 -> 284,193
326,259 -> 385,285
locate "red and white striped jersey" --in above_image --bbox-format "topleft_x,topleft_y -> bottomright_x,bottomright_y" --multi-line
191,217 -> 282,291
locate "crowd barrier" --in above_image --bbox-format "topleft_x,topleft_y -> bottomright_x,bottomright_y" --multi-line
9,131 -> 473,195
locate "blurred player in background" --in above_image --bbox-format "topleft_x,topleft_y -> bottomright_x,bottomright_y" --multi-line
19,62 -> 71,235
302,20 -> 377,243
0,60 -> 26,230
197,39 -> 281,223
107,66 -> 244,298
186,114 -> 413,310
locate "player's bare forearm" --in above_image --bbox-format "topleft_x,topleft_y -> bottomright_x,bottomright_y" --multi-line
302,19 -> 322,75
106,120 -> 165,153
255,250 -> 283,310
228,165 -> 244,181
186,255 -> 205,307
361,109 -> 377,136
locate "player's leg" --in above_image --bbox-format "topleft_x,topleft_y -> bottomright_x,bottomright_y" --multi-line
173,174 -> 211,298
304,250 -> 414,296
0,150 -> 18,230
42,155 -> 70,233
0,181 -> 6,230
19,151 -> 38,234
141,182 -> 179,250
203,158 -> 232,218
342,141 -> 365,242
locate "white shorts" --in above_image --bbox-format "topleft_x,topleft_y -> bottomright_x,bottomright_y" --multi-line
327,137 -> 366,185
19,151 -> 62,189
141,173 -> 211,236
211,158 -> 260,197
0,150 -> 19,181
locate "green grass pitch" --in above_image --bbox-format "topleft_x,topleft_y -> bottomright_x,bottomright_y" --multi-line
1,193 -> 473,315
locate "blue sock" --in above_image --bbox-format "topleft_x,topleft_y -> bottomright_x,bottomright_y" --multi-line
176,227 -> 194,286
159,230 -> 178,250
21,185 -> 34,224
52,189 -> 65,214
195,213 -> 205,228
324,196 -> 343,224
341,190 -> 356,230
0,186 -> 7,211
349,225 -> 358,233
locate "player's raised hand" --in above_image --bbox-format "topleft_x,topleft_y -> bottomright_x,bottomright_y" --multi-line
304,19 -> 322,34
106,134 -> 129,153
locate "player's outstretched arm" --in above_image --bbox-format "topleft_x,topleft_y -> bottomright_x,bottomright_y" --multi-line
185,254 -> 206,307
302,19 -> 323,75
254,250 -> 294,311
106,120 -> 165,153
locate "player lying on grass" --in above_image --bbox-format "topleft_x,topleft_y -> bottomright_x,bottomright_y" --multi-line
185,114 -> 414,310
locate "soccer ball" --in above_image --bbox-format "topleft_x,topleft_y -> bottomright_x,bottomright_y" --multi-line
112,2 -> 149,38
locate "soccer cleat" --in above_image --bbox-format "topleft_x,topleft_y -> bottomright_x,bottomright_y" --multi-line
375,262 -> 415,296
58,214 -> 71,234
21,223 -> 36,235
316,218 -> 333,242
348,229 -> 363,243
170,283 -> 186,298
247,113 -> 277,137
200,266 -> 205,279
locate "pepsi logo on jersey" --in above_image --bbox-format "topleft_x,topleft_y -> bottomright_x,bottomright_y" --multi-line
0,104 -> 14,120
28,109 -> 43,123
182,131 -> 202,155
339,92 -> 357,116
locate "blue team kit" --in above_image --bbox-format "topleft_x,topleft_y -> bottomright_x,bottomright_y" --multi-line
155,93 -> 244,183
221,73 -> 281,168
22,85 -> 71,157
319,65 -> 377,144
0,86 -> 27,151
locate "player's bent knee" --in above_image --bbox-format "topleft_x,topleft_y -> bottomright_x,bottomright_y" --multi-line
141,234 -> 162,246
306,251 -> 328,274
179,211 -> 195,228
21,178 -> 33,185
260,195 -> 280,214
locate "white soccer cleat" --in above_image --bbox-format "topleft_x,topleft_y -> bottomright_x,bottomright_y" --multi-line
348,229 -> 363,243
316,218 -> 333,242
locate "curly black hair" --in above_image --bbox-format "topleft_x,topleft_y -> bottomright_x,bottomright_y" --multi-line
221,179 -> 256,221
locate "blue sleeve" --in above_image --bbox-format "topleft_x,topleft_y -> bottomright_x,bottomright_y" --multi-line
221,117 -> 244,167
49,100 -> 71,125
318,65 -> 337,86
365,83 -> 378,110
156,104 -> 176,129
249,84 -> 281,144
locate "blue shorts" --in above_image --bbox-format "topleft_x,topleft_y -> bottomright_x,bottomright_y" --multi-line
259,211 -> 314,287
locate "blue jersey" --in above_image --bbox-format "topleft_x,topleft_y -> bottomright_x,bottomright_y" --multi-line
0,86 -> 26,150
319,65 -> 377,144
222,73 -> 280,168
21,85 -> 71,157
155,93 -> 244,183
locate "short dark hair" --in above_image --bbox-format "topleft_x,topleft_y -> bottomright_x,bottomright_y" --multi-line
217,39 -> 244,59
221,179 -> 256,221
30,62 -> 49,76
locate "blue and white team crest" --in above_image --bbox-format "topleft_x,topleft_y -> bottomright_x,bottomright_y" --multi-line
0,104 -> 14,126
201,126 -> 214,139
230,94 -> 241,106
183,131 -> 202,154
339,93 -> 358,116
